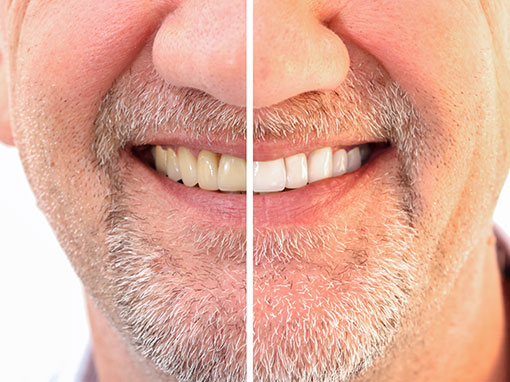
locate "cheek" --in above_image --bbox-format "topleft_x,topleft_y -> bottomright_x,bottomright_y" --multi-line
11,0 -> 174,182
8,1 -> 174,281
331,0 -> 501,251
14,0 -> 171,110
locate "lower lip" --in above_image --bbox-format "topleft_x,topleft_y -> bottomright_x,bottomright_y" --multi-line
127,146 -> 396,227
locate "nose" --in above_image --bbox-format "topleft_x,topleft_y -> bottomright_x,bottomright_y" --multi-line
153,0 -> 246,106
254,1 -> 349,108
153,1 -> 349,109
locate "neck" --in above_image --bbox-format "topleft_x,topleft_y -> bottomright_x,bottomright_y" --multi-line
85,295 -> 177,382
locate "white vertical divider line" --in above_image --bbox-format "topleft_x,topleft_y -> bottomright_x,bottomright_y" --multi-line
246,0 -> 254,379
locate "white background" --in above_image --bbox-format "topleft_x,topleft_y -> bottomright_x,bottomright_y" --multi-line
1,143 -> 509,381
0,145 -> 90,382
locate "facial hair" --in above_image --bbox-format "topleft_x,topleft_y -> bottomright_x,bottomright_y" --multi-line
93,57 -> 425,381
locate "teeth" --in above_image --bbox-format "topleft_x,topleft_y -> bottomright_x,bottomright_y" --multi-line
254,158 -> 286,192
150,143 -> 373,193
218,154 -> 246,192
177,147 -> 198,187
285,153 -> 308,189
166,148 -> 181,181
346,147 -> 361,174
197,150 -> 220,191
153,145 -> 167,175
308,147 -> 333,183
332,149 -> 348,177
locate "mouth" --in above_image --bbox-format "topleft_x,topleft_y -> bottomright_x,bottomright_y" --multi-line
129,139 -> 393,227
133,141 -> 389,194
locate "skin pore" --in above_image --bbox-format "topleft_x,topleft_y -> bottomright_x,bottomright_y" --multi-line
0,1 -> 509,382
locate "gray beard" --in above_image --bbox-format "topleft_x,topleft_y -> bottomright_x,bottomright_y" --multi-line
103,177 -> 420,382
94,57 -> 425,381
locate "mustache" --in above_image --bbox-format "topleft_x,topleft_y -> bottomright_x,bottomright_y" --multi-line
94,64 -> 422,179
255,69 -> 419,142
93,66 -> 245,166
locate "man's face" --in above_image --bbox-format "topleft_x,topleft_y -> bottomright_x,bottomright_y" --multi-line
2,1 -> 509,381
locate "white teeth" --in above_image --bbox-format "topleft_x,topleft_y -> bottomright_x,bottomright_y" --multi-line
332,149 -> 348,177
218,154 -> 246,192
308,147 -> 333,183
151,143 -> 373,192
177,147 -> 198,187
166,148 -> 181,181
197,150 -> 220,191
254,159 -> 286,193
346,147 -> 361,174
153,145 -> 167,175
285,153 -> 308,189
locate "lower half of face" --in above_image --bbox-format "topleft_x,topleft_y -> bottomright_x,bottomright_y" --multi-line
13,78 -> 440,382
92,131 -> 426,382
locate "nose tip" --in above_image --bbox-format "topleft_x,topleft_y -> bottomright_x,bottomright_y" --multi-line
152,0 -> 246,107
152,0 -> 350,109
254,2 -> 350,109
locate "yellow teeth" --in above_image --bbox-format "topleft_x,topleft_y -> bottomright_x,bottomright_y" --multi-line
218,154 -> 247,192
152,145 -> 167,175
166,148 -> 181,182
152,146 -> 247,192
197,150 -> 220,191
150,144 -> 371,193
177,147 -> 198,187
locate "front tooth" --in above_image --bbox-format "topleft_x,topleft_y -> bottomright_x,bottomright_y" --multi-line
285,153 -> 307,189
218,154 -> 246,192
346,147 -> 361,173
153,145 -> 167,175
333,149 -> 348,177
308,147 -> 332,183
177,147 -> 198,187
197,150 -> 219,191
254,159 -> 286,192
166,148 -> 181,181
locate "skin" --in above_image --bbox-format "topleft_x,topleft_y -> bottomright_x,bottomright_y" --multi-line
0,1 -> 509,382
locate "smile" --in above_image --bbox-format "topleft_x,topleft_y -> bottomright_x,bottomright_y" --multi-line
141,142 -> 386,193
